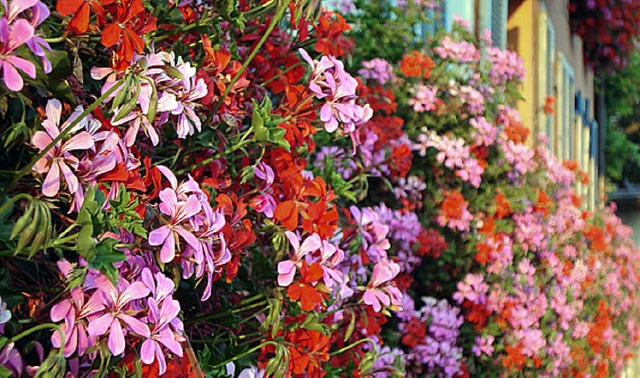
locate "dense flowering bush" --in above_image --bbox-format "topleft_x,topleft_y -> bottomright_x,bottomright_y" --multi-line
0,0 -> 639,377
569,0 -> 640,71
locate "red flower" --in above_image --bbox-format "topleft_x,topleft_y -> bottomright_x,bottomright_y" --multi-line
57,0 -> 107,34
399,51 -> 436,78
440,190 -> 466,219
502,343 -> 526,372
287,262 -> 326,312
415,228 -> 448,259
401,316 -> 426,348
274,200 -> 299,230
101,0 -> 156,70
494,191 -> 513,219
313,11 -> 353,57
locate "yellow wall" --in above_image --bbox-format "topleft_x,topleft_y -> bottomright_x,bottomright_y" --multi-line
506,0 -> 539,149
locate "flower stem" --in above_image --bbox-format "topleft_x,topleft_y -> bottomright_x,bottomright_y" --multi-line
210,341 -> 280,370
329,338 -> 376,356
1,80 -> 124,198
186,299 -> 269,324
0,193 -> 32,216
10,323 -> 65,350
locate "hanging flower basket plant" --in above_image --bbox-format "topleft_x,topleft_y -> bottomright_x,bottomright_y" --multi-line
569,0 -> 640,71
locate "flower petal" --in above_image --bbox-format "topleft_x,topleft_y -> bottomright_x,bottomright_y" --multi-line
87,312 -> 114,337
2,60 -> 24,91
118,313 -> 150,338
107,319 -> 126,356
118,281 -> 150,307
148,225 -> 170,247
41,161 -> 60,197
5,56 -> 36,79
7,19 -> 34,52
61,131 -> 94,153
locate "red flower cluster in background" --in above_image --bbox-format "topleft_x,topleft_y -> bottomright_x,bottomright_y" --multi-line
569,0 -> 640,71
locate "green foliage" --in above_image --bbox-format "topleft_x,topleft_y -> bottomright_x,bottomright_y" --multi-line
345,0 -> 442,65
603,51 -> 640,185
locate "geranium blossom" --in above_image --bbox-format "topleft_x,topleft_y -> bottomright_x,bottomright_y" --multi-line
31,99 -> 94,197
86,275 -> 150,356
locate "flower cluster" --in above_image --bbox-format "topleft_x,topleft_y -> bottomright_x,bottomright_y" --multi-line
569,0 -> 640,70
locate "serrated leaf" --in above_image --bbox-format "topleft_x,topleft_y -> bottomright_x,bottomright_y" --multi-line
240,165 -> 255,184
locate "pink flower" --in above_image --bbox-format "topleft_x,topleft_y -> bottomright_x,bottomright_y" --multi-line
0,18 -> 35,91
31,99 -> 94,197
249,193 -> 276,218
363,259 -> 403,312
148,188 -> 202,263
140,269 -> 184,375
277,232 -> 321,287
50,286 -> 102,357
409,85 -> 438,113
472,335 -> 494,356
87,276 -> 151,356
452,273 -> 488,305
254,162 -> 275,187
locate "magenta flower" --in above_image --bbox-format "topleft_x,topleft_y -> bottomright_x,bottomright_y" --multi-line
87,276 -> 151,356
277,232 -> 321,287
249,193 -> 276,218
254,162 -> 275,187
31,99 -> 94,197
0,18 -> 36,91
148,188 -> 202,263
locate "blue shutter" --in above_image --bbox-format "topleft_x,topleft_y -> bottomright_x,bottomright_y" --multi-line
491,0 -> 507,48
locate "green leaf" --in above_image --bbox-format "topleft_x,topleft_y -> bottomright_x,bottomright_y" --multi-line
0,365 -> 11,378
252,99 -> 268,141
88,238 -> 124,284
240,165 -> 255,185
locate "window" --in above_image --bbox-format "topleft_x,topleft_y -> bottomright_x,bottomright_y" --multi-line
555,53 -> 575,160
563,57 -> 575,160
545,18 -> 555,150
421,1 -> 447,38
444,0 -> 475,31
490,0 -> 508,48
538,9 -> 556,151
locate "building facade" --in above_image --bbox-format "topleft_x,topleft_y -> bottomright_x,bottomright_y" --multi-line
433,0 -> 604,208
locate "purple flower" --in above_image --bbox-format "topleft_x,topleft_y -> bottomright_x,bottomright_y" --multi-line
31,99 -> 95,197
358,58 -> 395,86
148,188 -> 202,263
0,342 -> 23,377
87,275 -> 151,356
